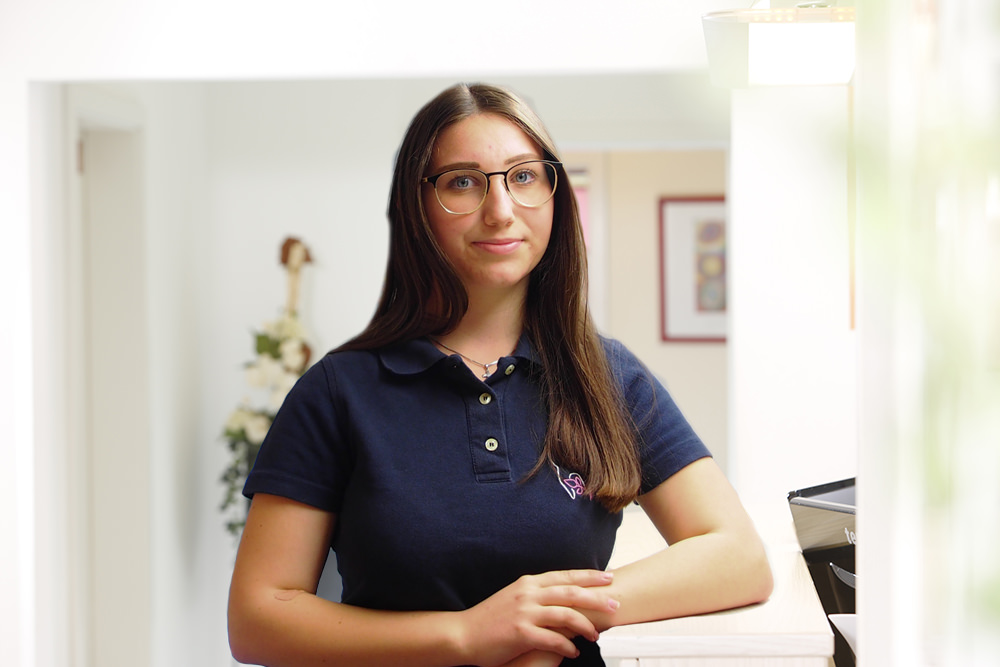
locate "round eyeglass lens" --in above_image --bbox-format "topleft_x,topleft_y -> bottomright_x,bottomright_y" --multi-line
505,161 -> 558,207
434,170 -> 488,214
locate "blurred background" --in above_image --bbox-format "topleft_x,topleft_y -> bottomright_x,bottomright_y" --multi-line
1,1 -> 997,665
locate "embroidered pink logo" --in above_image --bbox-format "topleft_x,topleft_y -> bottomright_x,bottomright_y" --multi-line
555,465 -> 588,500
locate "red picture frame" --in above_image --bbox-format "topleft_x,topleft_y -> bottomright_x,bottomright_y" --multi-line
659,196 -> 728,342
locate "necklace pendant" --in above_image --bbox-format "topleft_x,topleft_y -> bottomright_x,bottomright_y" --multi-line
430,337 -> 505,381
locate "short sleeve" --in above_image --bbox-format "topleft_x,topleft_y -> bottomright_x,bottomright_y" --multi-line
243,357 -> 353,512
604,339 -> 712,494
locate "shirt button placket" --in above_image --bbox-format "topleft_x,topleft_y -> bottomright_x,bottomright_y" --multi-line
481,393 -> 498,450
467,383 -> 509,482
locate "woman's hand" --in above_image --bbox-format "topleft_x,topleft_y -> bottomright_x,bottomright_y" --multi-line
455,569 -> 618,667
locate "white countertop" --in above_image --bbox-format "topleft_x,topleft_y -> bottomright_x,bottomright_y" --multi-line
598,501 -> 834,666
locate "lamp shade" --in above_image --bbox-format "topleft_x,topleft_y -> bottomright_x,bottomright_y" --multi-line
703,7 -> 856,88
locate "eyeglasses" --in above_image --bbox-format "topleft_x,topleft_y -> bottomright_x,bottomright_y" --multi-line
421,160 -> 561,215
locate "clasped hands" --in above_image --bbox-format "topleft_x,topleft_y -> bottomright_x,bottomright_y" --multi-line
456,569 -> 619,667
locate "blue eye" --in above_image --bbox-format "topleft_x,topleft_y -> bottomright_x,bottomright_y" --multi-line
445,171 -> 482,191
510,168 -> 537,186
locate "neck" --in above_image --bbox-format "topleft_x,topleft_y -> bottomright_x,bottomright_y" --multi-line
434,285 -> 525,372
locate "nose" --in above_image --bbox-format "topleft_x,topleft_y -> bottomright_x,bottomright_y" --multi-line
482,173 -> 515,226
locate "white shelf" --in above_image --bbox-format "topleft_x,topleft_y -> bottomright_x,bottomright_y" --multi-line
600,502 -> 834,666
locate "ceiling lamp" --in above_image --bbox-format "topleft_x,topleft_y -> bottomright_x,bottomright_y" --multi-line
703,4 -> 856,87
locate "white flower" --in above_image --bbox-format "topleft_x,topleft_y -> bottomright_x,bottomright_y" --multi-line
246,355 -> 284,389
268,370 -> 299,411
279,338 -> 306,372
244,413 -> 272,445
261,319 -> 277,338
263,314 -> 305,341
225,408 -> 253,433
245,363 -> 266,388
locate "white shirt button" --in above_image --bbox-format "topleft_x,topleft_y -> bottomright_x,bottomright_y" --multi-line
504,364 -> 515,375
479,392 -> 492,405
484,438 -> 499,452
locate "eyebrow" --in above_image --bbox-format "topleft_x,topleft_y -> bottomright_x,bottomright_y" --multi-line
432,153 -> 544,173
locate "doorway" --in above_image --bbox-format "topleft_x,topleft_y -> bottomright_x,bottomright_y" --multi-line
66,87 -> 152,667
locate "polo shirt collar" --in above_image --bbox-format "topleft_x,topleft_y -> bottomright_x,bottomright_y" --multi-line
379,334 -> 540,376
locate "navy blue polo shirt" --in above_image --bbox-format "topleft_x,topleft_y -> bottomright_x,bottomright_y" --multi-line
244,335 -> 710,665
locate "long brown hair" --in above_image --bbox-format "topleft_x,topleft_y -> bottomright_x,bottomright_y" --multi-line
339,83 -> 641,512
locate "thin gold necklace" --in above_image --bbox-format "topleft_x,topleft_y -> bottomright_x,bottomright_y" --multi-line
431,338 -> 502,379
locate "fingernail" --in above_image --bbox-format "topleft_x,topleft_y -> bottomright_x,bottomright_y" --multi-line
608,599 -> 621,611
601,571 -> 614,582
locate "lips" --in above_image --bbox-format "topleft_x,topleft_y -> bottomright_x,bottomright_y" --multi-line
473,239 -> 523,255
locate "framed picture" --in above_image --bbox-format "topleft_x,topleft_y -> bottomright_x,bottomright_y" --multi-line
659,196 -> 727,342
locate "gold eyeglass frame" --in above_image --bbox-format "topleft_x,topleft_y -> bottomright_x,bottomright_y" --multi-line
421,159 -> 562,215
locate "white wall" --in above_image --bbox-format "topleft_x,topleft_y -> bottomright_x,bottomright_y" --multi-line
728,85 -> 858,504
132,83 -> 219,667
29,82 -> 71,667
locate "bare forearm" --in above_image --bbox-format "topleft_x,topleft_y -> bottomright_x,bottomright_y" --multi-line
229,569 -> 619,667
580,459 -> 774,631
588,531 -> 773,631
229,588 -> 468,667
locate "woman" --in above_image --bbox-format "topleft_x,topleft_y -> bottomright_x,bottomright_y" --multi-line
228,83 -> 773,667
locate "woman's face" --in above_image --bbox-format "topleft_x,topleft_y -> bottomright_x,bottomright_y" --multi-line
423,113 -> 554,299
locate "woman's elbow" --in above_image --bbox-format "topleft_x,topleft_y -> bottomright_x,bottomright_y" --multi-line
742,539 -> 775,605
228,613 -> 254,665
229,637 -> 254,666
752,562 -> 775,605
228,594 -> 267,665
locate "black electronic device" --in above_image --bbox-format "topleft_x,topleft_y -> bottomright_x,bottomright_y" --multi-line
788,478 -> 856,667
